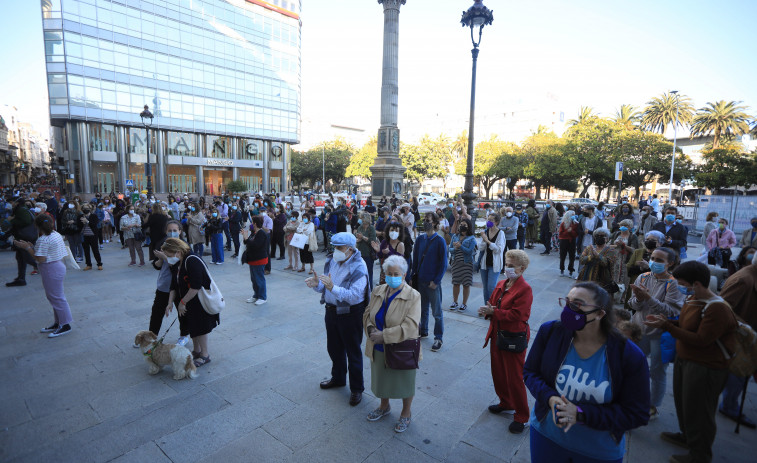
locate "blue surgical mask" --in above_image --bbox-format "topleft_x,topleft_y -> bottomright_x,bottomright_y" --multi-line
675,219 -> 682,224
678,286 -> 694,297
212,212 -> 218,217
650,261 -> 666,274
232,206 -> 237,210
358,219 -> 363,225
167,231 -> 180,238
545,204 -> 551,209
619,226 -> 628,232
303,218 -> 309,223
665,214 -> 675,223
385,275 -> 403,289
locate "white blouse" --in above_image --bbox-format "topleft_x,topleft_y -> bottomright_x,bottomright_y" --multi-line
35,231 -> 68,263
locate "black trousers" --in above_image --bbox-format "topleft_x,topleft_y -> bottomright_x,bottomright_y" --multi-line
14,246 -> 37,281
230,227 -> 240,255
223,221 -> 231,249
540,230 -> 553,252
81,234 -> 102,267
324,304 -> 365,392
559,238 -> 576,273
270,231 -> 285,258
149,289 -> 188,337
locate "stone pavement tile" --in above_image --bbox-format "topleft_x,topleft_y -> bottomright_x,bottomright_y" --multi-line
414,355 -> 469,398
157,389 -> 295,462
0,395 -> 31,429
445,441 -> 505,463
263,402 -> 356,450
110,442 -> 172,463
458,412 -> 529,462
89,377 -> 178,420
0,406 -> 100,462
197,428 -> 293,463
364,437 -> 439,463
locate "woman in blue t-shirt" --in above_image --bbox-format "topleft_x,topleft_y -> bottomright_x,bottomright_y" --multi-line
524,282 -> 650,463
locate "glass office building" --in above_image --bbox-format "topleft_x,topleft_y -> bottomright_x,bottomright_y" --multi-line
40,0 -> 300,196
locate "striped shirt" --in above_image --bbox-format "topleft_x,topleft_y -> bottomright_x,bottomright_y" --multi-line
35,231 -> 68,263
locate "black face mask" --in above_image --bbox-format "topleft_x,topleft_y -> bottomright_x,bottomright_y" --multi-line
459,226 -> 468,234
583,212 -> 590,217
595,236 -> 607,246
644,240 -> 657,250
424,221 -> 434,232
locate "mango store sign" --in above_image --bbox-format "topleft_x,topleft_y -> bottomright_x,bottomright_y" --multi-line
207,159 -> 234,167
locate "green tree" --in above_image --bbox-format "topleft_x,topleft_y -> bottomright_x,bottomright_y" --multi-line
563,119 -> 624,198
345,136 -> 377,180
641,92 -> 695,133
521,131 -> 575,199
454,136 -> 520,199
690,100 -> 752,149
451,130 -> 468,163
290,149 -> 321,188
694,148 -> 757,190
567,106 -> 597,127
400,134 -> 453,183
225,180 -> 247,193
613,104 -> 641,130
616,130 -> 689,200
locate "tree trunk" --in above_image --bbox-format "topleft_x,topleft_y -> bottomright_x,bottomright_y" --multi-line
595,186 -> 603,201
534,182 -> 542,200
579,179 -> 591,198
713,127 -> 721,149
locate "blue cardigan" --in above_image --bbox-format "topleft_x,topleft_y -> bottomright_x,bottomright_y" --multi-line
523,321 -> 650,442
412,232 -> 448,286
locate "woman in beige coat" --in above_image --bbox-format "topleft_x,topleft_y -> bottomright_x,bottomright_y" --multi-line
364,255 -> 421,433
187,204 -> 207,258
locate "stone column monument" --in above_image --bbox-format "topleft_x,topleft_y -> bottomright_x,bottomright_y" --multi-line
370,0 -> 407,197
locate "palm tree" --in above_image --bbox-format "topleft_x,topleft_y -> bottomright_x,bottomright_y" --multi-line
613,104 -> 641,130
567,106 -> 597,126
452,130 -> 468,162
641,92 -> 694,133
690,101 -> 752,149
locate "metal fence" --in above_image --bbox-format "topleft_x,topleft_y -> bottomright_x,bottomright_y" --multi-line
694,195 -> 757,236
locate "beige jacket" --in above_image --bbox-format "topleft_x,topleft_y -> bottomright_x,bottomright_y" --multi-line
363,283 -> 422,362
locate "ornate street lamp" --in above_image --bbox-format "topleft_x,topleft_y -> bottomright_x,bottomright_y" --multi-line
139,104 -> 154,196
460,0 -> 493,213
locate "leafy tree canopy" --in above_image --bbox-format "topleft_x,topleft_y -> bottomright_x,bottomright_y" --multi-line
346,136 -> 377,180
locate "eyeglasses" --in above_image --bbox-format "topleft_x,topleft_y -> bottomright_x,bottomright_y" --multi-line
559,297 -> 603,313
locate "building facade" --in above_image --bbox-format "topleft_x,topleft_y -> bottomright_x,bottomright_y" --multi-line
41,0 -> 301,196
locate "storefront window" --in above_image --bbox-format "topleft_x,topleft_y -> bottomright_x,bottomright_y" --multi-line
270,169 -> 282,194
92,162 -> 118,193
202,167 -> 232,196
128,127 -> 156,154
239,139 -> 262,160
89,123 -> 117,152
168,165 -> 198,194
238,168 -> 262,192
128,163 -> 148,192
165,131 -> 197,156
206,135 -> 231,159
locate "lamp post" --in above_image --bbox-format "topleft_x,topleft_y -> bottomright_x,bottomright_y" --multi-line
667,90 -> 679,202
460,0 -> 494,213
139,104 -> 154,196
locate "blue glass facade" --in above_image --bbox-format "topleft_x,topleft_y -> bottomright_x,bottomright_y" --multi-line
41,0 -> 300,195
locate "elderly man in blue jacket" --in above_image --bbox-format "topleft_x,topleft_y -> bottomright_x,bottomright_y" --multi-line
412,211 -> 448,352
306,232 -> 369,407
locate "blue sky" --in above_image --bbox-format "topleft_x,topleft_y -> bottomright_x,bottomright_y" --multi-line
2,0 -> 756,145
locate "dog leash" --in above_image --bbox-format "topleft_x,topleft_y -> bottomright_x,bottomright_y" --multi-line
143,316 -> 179,358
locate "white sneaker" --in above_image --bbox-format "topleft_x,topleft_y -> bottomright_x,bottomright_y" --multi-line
176,336 -> 189,346
254,299 -> 267,306
132,342 -> 140,348
246,296 -> 257,303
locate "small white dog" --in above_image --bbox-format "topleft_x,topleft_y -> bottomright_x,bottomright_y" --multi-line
134,330 -> 198,380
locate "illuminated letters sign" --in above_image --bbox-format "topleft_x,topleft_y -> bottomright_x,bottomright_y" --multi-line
207,159 -> 234,167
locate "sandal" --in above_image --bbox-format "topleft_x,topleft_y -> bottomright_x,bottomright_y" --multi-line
284,265 -> 293,270
394,416 -> 411,433
193,355 -> 211,367
191,351 -> 201,359
298,268 -> 305,272
308,269 -> 314,274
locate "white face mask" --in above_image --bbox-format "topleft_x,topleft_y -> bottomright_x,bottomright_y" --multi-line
333,249 -> 348,263
166,256 -> 180,265
68,204 -> 74,209
389,231 -> 399,240
505,267 -> 519,280
129,210 -> 135,215
506,212 -> 513,218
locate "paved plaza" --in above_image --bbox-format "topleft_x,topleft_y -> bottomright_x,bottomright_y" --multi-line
0,239 -> 754,462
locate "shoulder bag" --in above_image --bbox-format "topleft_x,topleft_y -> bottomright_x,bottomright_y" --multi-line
184,255 -> 225,315
385,338 -> 421,370
492,287 -> 528,353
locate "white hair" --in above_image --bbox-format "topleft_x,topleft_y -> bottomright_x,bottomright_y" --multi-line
593,227 -> 611,237
382,255 -> 408,275
37,203 -> 47,211
560,210 -> 574,226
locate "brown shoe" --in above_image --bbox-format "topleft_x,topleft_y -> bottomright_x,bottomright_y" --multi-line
349,392 -> 362,406
83,266 -> 92,271
97,265 -> 103,270
319,378 -> 346,389
660,432 -> 689,450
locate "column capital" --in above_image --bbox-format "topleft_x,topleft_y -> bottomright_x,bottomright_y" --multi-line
378,0 -> 405,12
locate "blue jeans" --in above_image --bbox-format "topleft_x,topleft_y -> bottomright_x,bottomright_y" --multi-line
418,280 -> 443,341
192,243 -> 204,259
480,267 -> 500,305
249,264 -> 266,300
362,255 -> 374,291
210,233 -> 224,263
530,427 -> 622,463
720,373 -> 748,416
639,335 -> 667,408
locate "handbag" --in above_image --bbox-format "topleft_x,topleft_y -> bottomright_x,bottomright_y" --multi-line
384,338 -> 421,370
132,228 -> 145,242
184,255 -> 225,315
496,329 -> 528,353
290,232 -> 308,249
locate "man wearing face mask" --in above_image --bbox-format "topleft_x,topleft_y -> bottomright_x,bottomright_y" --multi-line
305,232 -> 369,406
717,250 -> 757,428
6,198 -> 39,286
651,207 -> 687,254
637,206 -> 658,237
739,216 -> 757,249
539,200 -> 559,256
412,212 -> 448,352
498,206 -> 520,254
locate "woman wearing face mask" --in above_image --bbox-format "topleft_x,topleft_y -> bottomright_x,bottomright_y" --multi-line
134,220 -> 190,346
628,247 -> 684,420
270,205 -> 287,261
627,231 -> 666,286
525,200 -> 540,249
162,238 -> 220,368
363,255 -> 421,433
113,200 -> 126,248
645,261 -> 737,463
284,211 -> 301,270
479,250 -> 533,434
120,205 -> 145,266
324,206 -> 338,254
243,216 -> 270,305
448,218 -> 476,312
524,282 -> 650,463
355,212 -> 377,290
101,202 -> 113,243
611,203 -> 637,233
143,203 -> 170,262
609,219 -> 638,299
706,218 -> 736,269
478,213 -> 506,304
558,211 -> 579,278
228,203 -> 243,258
79,204 -> 103,271
378,222 -> 406,285
297,212 -> 317,274
206,209 -> 224,265
701,211 -> 719,251
577,228 -> 618,295
187,203 -> 207,259
59,199 -> 85,262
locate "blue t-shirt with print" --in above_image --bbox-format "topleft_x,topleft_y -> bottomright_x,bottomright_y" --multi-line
530,344 -> 625,461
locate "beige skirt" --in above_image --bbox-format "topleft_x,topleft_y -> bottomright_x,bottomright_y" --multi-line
371,350 -> 417,399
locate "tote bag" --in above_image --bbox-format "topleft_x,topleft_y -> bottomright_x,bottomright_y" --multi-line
290,233 -> 308,249
185,255 -> 225,315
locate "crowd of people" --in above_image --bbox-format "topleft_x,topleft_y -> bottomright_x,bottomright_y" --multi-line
2,185 -> 756,462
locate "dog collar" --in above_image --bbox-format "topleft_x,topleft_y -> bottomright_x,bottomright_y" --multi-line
142,340 -> 162,357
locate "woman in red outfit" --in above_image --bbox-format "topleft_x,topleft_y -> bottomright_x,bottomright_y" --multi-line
479,249 -> 533,434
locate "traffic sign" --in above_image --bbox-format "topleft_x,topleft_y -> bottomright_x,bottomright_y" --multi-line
125,179 -> 134,187
615,162 -> 624,181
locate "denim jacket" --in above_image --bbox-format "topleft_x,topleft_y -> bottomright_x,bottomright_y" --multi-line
449,234 -> 477,264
